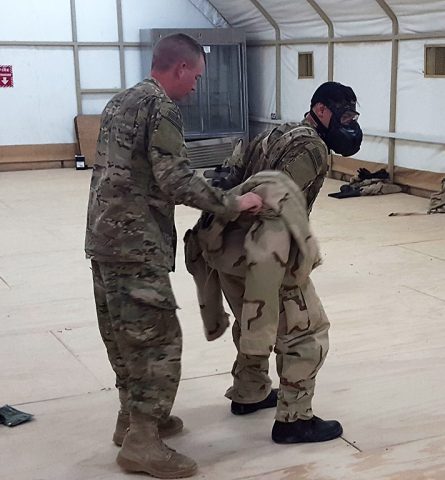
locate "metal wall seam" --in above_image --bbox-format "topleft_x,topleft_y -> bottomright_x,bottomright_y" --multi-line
188,0 -> 230,27
375,0 -> 399,182
305,0 -> 335,176
248,31 -> 445,47
305,0 -> 334,81
0,41 -> 141,47
250,117 -> 444,145
248,0 -> 282,119
116,0 -> 126,89
81,88 -> 122,94
70,0 -> 82,114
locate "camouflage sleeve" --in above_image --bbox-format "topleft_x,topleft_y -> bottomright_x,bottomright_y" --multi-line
223,131 -> 267,189
220,142 -> 248,188
281,141 -> 328,211
150,101 -> 239,218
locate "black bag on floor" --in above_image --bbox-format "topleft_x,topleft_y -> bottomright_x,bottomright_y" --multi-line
0,405 -> 33,427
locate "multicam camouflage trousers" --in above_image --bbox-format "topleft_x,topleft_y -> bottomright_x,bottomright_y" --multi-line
222,272 -> 330,422
91,260 -> 181,421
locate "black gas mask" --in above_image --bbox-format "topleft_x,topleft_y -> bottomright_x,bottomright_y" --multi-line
310,104 -> 363,157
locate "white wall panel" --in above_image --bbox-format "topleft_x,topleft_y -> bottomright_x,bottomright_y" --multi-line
281,45 -> 329,121
1,0 -> 72,42
76,0 -> 118,42
121,0 -> 213,42
0,48 -> 77,145
395,141 -> 445,172
334,43 -> 392,131
247,47 -> 275,119
79,48 -> 121,89
396,39 -> 445,138
355,136 -> 389,164
82,94 -> 114,115
125,48 -> 144,87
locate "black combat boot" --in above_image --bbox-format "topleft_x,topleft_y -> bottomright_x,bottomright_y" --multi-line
231,389 -> 278,415
272,416 -> 343,444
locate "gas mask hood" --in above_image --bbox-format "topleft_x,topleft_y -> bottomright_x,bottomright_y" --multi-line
309,109 -> 363,157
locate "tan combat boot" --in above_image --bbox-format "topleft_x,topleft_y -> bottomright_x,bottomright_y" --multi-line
112,389 -> 130,446
113,390 -> 184,446
116,411 -> 197,479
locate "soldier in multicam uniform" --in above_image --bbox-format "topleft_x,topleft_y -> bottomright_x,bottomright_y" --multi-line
199,82 -> 363,443
85,33 -> 262,479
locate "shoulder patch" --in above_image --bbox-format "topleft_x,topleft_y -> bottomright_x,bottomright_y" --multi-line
151,103 -> 184,156
165,108 -> 183,133
159,103 -> 183,134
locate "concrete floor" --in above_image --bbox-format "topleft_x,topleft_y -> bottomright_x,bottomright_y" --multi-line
1,168 -> 445,480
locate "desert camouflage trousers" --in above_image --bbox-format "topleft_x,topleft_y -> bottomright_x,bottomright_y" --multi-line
91,260 -> 180,421
222,272 -> 330,422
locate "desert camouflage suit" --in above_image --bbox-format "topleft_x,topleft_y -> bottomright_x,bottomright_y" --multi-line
185,121 -> 331,422
85,78 -> 239,420
349,174 -> 402,196
428,178 -> 445,214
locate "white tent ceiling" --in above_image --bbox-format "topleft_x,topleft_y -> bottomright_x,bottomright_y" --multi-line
200,0 -> 445,38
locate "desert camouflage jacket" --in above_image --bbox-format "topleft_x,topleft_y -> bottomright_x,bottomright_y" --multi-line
185,171 -> 321,354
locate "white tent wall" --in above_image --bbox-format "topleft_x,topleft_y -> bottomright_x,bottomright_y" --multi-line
120,0 -> 214,42
206,0 -> 445,194
1,0 -> 73,42
0,0 -> 75,148
247,46 -> 276,121
76,0 -> 119,42
395,38 -> 445,172
281,45 -> 329,121
1,0 -> 444,187
0,47 -> 77,146
125,48 -> 144,88
79,48 -> 121,90
334,42 -> 392,165
0,0 -> 216,169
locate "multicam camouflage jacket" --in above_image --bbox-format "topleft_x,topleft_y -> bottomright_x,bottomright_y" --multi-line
184,171 -> 321,354
85,78 -> 238,269
223,120 -> 329,213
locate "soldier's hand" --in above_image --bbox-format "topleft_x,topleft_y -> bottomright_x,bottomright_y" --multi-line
236,192 -> 263,214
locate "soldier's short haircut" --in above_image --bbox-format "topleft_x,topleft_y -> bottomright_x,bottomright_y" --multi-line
311,82 -> 357,109
151,33 -> 205,72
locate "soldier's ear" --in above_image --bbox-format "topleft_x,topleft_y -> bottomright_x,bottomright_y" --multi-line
314,102 -> 331,123
174,62 -> 186,79
312,102 -> 324,116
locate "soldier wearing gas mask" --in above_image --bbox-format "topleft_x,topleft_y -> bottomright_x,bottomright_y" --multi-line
217,81 -> 362,214
198,82 -> 362,444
